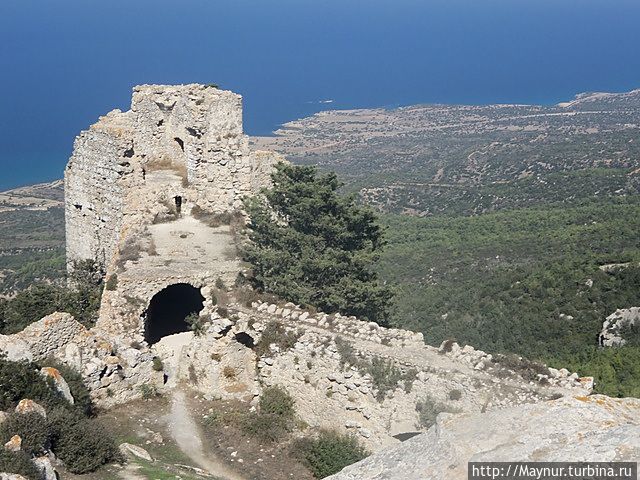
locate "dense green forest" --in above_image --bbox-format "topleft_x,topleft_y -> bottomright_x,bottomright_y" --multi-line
0,208 -> 65,294
378,196 -> 640,396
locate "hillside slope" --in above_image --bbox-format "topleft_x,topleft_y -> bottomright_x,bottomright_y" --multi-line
0,181 -> 65,295
253,88 -> 640,215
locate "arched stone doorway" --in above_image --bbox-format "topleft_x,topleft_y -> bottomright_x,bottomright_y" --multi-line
144,283 -> 205,345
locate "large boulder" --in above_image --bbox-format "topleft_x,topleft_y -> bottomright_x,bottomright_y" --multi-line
33,456 -> 57,480
327,395 -> 640,480
119,443 -> 152,461
40,367 -> 74,404
14,399 -> 46,418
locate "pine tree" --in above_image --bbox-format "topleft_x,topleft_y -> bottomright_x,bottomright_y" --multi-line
242,163 -> 393,325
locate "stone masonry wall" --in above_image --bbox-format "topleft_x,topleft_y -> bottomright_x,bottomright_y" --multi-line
65,84 -> 281,271
0,298 -> 594,449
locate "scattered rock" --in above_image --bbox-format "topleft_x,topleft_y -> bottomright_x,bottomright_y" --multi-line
15,399 -> 46,418
3,435 -> 21,452
119,443 -> 153,461
40,367 -> 74,404
33,456 -> 57,480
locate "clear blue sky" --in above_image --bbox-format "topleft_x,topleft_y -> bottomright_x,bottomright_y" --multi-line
1,0 -> 639,189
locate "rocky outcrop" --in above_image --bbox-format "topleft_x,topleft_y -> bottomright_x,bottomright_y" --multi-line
327,395 -> 640,479
600,307 -> 640,347
0,297 -> 594,450
0,312 -> 158,407
119,443 -> 153,461
10,312 -> 85,361
40,367 -> 74,404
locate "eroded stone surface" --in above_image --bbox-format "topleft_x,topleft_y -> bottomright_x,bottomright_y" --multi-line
327,395 -> 640,479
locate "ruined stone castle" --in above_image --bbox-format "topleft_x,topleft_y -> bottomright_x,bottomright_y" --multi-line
0,85 -> 594,451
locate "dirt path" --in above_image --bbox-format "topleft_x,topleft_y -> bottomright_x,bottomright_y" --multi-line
165,389 -> 245,480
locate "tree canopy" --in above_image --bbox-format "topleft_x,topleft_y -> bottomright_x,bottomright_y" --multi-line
242,163 -> 392,324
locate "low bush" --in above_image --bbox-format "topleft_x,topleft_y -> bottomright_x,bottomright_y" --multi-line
152,357 -> 164,372
105,274 -> 118,291
0,449 -> 41,480
42,359 -> 95,417
116,237 -> 143,269
139,384 -> 159,399
254,321 -> 301,357
241,386 -> 296,442
0,357 -> 64,411
334,340 -> 415,400
259,385 -> 295,417
292,430 -> 369,479
449,389 -> 462,401
415,397 -> 459,428
47,408 -> 121,474
493,353 -> 551,382
0,412 -> 49,456
185,313 -> 206,336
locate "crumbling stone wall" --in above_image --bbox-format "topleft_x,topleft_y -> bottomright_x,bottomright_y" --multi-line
65,84 -> 281,271
0,300 -> 594,449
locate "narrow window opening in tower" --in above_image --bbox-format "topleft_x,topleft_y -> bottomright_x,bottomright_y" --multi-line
143,283 -> 205,345
174,137 -> 184,151
174,196 -> 183,215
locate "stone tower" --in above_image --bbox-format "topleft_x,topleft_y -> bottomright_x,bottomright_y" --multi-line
65,84 -> 279,269
65,84 -> 281,338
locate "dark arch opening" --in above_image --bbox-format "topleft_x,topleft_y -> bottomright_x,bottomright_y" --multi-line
144,283 -> 205,345
174,196 -> 183,215
235,332 -> 255,348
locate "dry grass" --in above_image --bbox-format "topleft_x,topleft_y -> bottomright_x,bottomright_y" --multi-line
222,366 -> 237,379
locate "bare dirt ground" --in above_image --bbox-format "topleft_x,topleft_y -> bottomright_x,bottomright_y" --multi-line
62,391 -> 314,480
165,389 -> 245,480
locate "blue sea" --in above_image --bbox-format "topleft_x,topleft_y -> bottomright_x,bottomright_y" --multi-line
1,0 -> 639,190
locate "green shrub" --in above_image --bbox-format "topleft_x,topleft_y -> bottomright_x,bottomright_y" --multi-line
415,397 -> 459,428
0,412 -> 49,456
254,321 -> 301,357
334,343 -> 413,400
47,408 -> 121,474
185,313 -> 205,336
242,162 -> 393,324
139,384 -> 159,399
0,259 -> 104,333
241,386 -> 296,442
0,449 -> 41,480
293,430 -> 369,478
449,389 -> 462,401
105,274 -> 118,291
0,357 -> 65,411
259,385 -> 295,417
493,353 -> 550,382
41,359 -> 95,417
335,337 -> 359,368
152,357 -> 164,372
